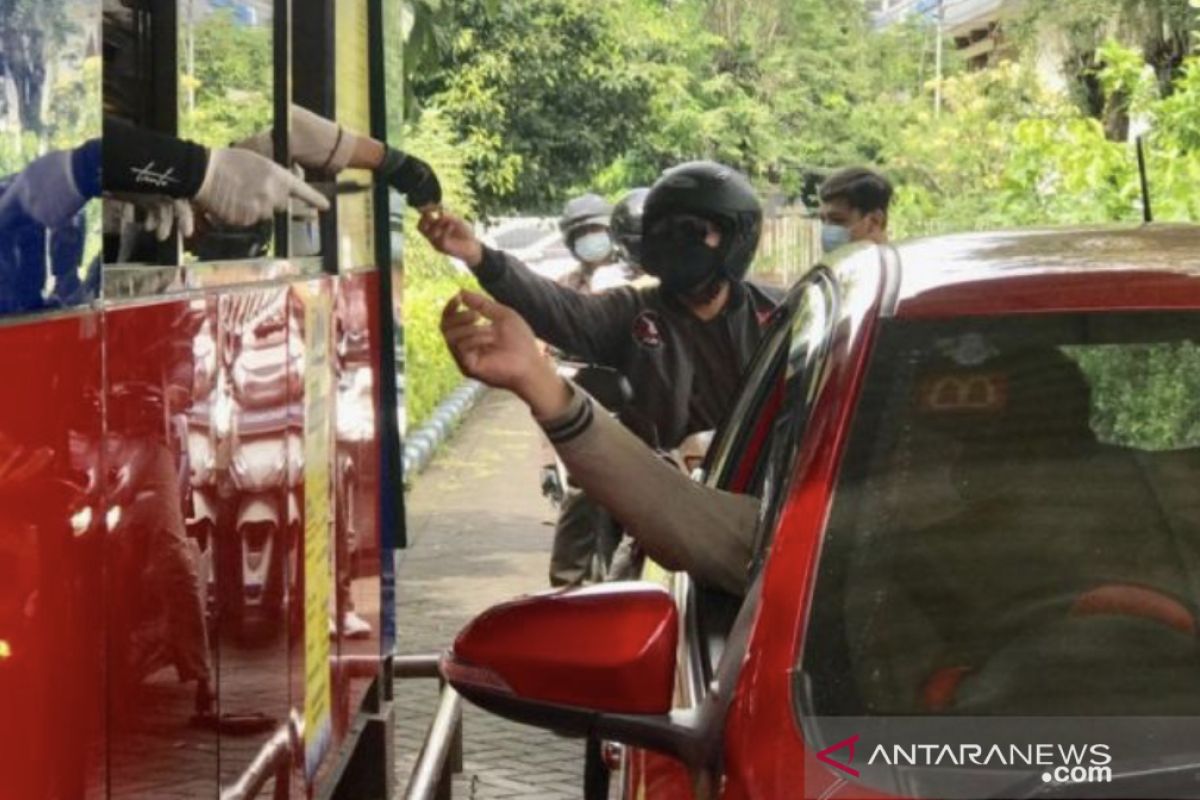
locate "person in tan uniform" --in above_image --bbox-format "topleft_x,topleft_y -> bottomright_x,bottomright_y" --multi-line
441,289 -> 758,595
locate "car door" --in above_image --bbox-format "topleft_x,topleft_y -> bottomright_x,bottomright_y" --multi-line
623,272 -> 838,799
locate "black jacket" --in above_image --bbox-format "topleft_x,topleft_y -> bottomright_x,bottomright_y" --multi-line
475,247 -> 780,450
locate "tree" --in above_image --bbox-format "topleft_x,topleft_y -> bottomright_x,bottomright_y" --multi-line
0,0 -> 71,136
1015,0 -> 1198,129
411,0 -> 651,215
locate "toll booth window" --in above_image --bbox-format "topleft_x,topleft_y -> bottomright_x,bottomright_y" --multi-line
178,0 -> 277,263
0,0 -> 103,316
103,0 -> 289,270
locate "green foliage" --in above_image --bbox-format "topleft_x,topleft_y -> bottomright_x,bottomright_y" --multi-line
1071,344 -> 1200,450
401,110 -> 480,429
179,10 -> 273,146
412,0 -> 654,214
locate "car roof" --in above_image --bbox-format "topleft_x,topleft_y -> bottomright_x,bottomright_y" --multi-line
884,224 -> 1200,319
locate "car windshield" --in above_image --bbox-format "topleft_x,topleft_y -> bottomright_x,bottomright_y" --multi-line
797,310 -> 1200,796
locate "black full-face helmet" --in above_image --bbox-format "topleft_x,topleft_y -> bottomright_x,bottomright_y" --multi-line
611,187 -> 649,266
559,193 -> 613,250
642,161 -> 762,293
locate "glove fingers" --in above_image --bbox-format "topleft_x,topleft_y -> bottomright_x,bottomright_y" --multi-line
285,173 -> 331,212
176,201 -> 195,239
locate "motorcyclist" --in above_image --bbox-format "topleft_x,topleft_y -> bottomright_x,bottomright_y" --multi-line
591,186 -> 652,291
540,193 -> 622,586
420,160 -> 779,455
555,193 -> 616,293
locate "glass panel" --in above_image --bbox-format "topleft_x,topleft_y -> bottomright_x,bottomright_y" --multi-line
0,0 -> 102,315
802,311 -> 1200,725
179,0 -> 277,263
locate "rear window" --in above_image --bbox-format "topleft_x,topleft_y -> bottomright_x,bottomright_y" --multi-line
794,311 -> 1200,796
801,311 -> 1200,719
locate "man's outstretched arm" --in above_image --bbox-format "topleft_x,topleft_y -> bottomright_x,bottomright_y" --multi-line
422,213 -> 636,366
440,290 -> 758,595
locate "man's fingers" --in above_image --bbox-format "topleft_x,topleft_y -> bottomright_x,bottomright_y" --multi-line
459,289 -> 506,322
442,317 -> 493,349
441,293 -> 476,326
446,326 -> 497,354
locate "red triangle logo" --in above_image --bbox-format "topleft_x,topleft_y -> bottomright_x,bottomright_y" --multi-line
816,734 -> 861,778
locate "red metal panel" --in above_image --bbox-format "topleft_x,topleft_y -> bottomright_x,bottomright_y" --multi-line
105,298 -> 221,798
214,286 -> 297,795
0,313 -> 106,800
335,273 -> 384,719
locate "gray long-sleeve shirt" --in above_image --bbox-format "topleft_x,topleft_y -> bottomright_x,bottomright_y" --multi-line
538,384 -> 760,595
476,247 -> 779,450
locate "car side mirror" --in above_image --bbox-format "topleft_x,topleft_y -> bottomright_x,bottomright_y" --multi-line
442,583 -> 677,728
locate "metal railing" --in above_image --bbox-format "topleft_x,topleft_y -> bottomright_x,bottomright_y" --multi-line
395,654 -> 465,800
219,710 -> 303,800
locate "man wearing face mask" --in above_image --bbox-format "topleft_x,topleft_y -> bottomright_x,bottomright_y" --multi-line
818,166 -> 893,254
556,193 -> 616,292
419,160 -> 778,456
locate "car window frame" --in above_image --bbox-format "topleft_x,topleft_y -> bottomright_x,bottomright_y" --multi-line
683,271 -> 839,692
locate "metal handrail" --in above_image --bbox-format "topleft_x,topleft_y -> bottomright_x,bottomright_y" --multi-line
403,686 -> 464,800
395,652 -> 465,800
219,710 -> 303,800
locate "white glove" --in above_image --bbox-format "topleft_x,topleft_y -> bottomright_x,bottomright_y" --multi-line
143,197 -> 196,241
0,150 -> 87,229
194,147 -> 330,227
236,104 -> 359,174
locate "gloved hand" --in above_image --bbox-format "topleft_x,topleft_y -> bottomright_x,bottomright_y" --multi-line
194,147 -> 330,227
237,104 -> 358,174
379,148 -> 443,210
0,149 -> 88,230
143,197 -> 196,241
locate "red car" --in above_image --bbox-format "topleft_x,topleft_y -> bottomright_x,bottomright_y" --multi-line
444,224 -> 1200,799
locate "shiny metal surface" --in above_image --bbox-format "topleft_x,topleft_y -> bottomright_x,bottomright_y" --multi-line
403,687 -> 464,800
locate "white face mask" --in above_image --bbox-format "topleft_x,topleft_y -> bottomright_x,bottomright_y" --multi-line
572,231 -> 613,264
821,223 -> 852,254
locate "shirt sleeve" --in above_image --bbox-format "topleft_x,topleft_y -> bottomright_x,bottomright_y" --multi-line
103,116 -> 210,198
538,385 -> 760,595
476,247 -> 637,367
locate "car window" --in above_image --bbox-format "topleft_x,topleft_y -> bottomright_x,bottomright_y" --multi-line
706,275 -> 834,495
686,275 -> 835,684
798,310 -> 1200,789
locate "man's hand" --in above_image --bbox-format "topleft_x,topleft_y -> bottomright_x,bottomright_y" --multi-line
419,212 -> 484,269
194,148 -> 330,227
440,290 -> 571,418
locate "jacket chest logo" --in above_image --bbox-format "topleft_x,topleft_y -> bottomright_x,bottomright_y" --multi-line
631,310 -> 664,350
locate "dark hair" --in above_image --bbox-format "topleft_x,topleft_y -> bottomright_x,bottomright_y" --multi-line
819,167 -> 893,215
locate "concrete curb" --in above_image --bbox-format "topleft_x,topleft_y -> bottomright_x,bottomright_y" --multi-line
402,380 -> 488,479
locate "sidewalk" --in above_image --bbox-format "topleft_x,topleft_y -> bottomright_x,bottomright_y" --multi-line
393,390 -> 585,799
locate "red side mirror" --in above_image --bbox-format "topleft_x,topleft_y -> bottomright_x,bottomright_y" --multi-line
442,582 -> 678,726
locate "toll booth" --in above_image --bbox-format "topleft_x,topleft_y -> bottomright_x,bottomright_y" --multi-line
0,1 -> 404,797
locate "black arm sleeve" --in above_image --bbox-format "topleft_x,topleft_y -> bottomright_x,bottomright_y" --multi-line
102,117 -> 209,198
475,246 -> 638,367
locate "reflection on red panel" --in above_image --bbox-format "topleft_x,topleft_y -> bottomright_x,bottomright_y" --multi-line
106,299 -> 220,798
216,286 -> 297,794
1,273 -> 387,799
0,314 -> 105,800
336,273 -> 383,719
